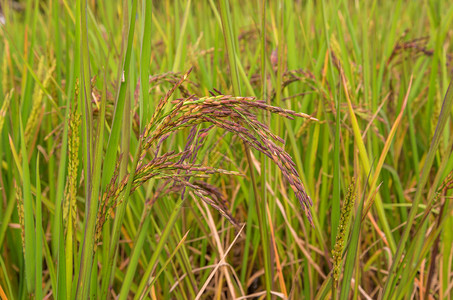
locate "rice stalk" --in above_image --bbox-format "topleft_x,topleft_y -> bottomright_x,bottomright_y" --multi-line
2,46 -> 8,93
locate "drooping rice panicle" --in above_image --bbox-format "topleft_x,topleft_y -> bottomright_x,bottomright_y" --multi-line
97,71 -> 317,231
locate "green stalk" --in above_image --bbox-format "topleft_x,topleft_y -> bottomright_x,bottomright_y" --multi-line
218,0 -> 241,96
102,0 -> 138,188
340,66 -> 396,253
100,140 -> 142,298
139,0 -> 153,128
118,212 -> 151,299
172,0 -> 191,72
381,77 -> 453,298
320,0 -> 341,248
19,117 -> 35,294
75,0 -> 106,297
35,156 -> 43,300
218,0 -> 271,297
339,179 -> 364,300
134,199 -> 184,299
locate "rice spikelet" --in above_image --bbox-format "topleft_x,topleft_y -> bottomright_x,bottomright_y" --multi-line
15,180 -> 25,252
63,93 -> 81,233
332,179 -> 356,287
24,58 -> 56,144
0,90 -> 12,133
97,70 -> 317,232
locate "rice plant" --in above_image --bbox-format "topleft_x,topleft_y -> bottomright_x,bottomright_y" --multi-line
1,0 -> 453,299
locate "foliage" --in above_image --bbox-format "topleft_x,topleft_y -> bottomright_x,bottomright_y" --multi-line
0,0 -> 453,299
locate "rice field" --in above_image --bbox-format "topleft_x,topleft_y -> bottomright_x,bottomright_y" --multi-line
0,0 -> 453,299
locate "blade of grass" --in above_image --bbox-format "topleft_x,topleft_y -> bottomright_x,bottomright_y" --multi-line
118,209 -> 151,300
340,65 -> 397,253
18,116 -> 35,294
143,230 -> 191,298
100,139 -> 142,298
0,253 -> 14,300
139,0 -> 152,128
218,0 -> 272,297
320,0 -> 341,248
381,76 -> 453,299
75,1 -> 108,297
364,77 -> 411,210
339,170 -> 371,299
102,0 -> 138,188
172,0 -> 191,72
134,198 -> 184,300
35,155 -> 43,300
77,69 -> 107,299
265,203 -> 288,297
